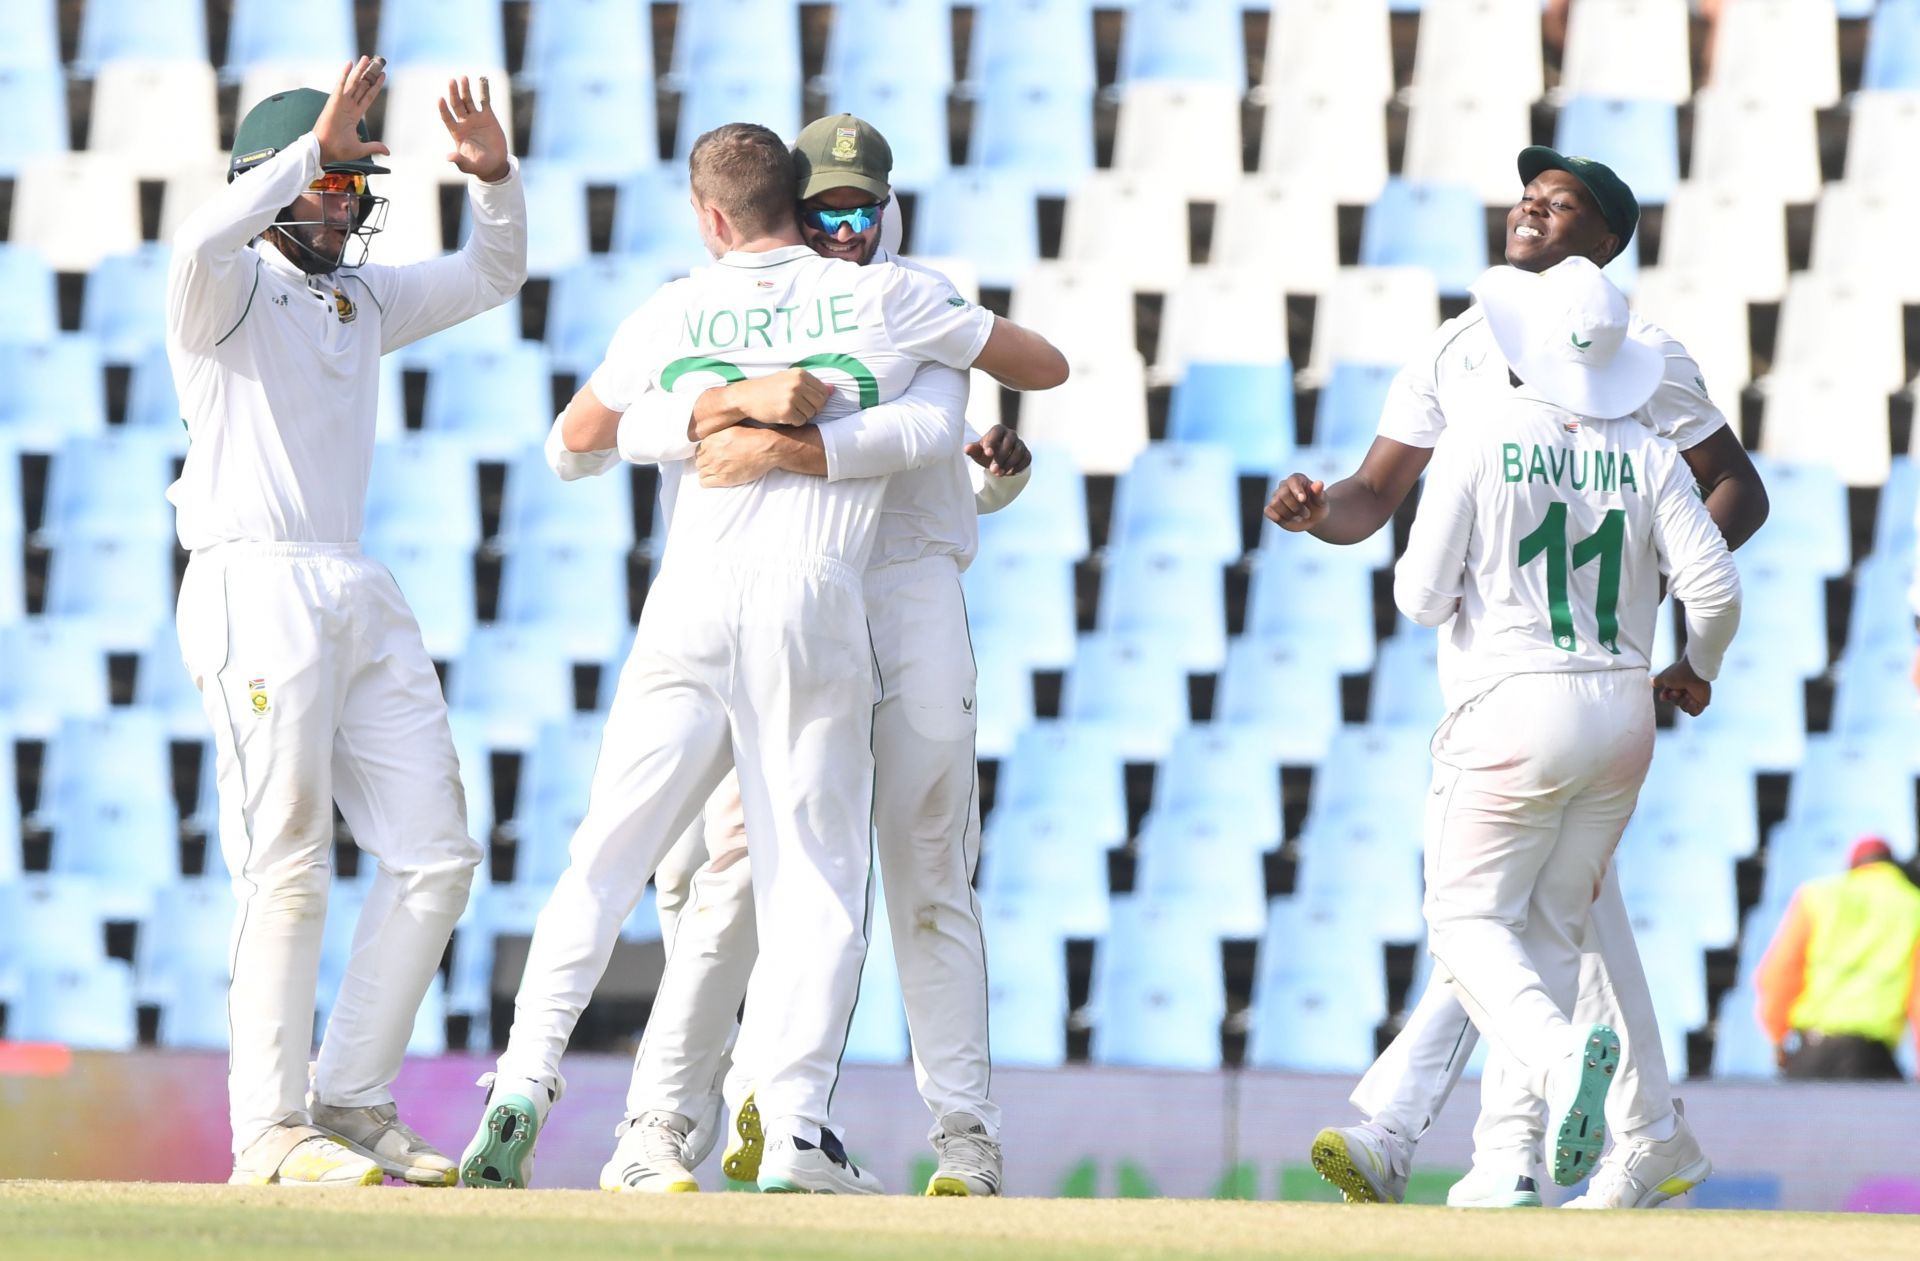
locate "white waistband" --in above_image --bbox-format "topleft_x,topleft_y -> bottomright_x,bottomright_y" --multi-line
862,553 -> 961,595
191,541 -> 362,559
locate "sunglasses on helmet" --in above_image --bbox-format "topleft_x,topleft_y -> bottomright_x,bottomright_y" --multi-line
309,171 -> 370,196
804,202 -> 883,235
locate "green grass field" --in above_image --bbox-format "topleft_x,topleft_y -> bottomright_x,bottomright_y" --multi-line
4,1182 -> 1918,1261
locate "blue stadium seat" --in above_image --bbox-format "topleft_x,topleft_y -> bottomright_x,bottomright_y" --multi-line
978,809 -> 1111,939
1632,919 -> 1706,1071
980,894 -> 1069,1066
1709,984 -> 1775,1079
1368,625 -> 1443,730
844,887 -> 909,1065
0,618 -> 111,739
823,0 -> 953,94
498,443 -> 635,549
1783,735 -> 1917,853
446,711 -> 496,866
81,245 -> 171,364
0,67 -> 67,180
123,346 -> 189,447
511,713 -> 605,887
0,722 -> 19,882
667,0 -> 801,86
1145,724 -> 1282,848
1873,454 -> 1916,558
1359,180 -> 1489,299
1311,362 -> 1397,450
547,254 -> 685,376
1685,646 -> 1806,773
1831,643 -> 1920,766
136,878 -> 236,1050
1553,97 -> 1680,207
1244,538 -> 1379,673
223,0 -> 353,79
1291,818 -> 1425,943
448,626 -> 581,749
1300,724 -> 1433,847
1761,819 -> 1882,908
0,877 -> 113,995
1166,362 -> 1296,475
962,551 -> 1078,671
970,630 -> 1036,761
38,431 -> 178,545
1061,630 -> 1192,761
1108,441 -> 1243,563
11,962 -> 138,1049
0,247 -> 57,344
1132,817 -> 1270,940
375,0 -> 506,69
611,169 -> 709,268
41,710 -> 179,916
1246,897 -> 1390,1072
1617,828 -> 1738,950
0,2 -> 59,71
967,0 -> 1096,96
134,632 -> 208,741
675,77 -> 803,163
1734,559 -> 1829,680
1214,637 -> 1343,766
1089,896 -> 1226,1070
521,0 -> 652,86
0,335 -> 108,448
363,539 -> 477,661
1744,455 -> 1849,581
970,81 -> 1095,198
1864,0 -> 1920,90
529,77 -> 658,182
44,537 -> 175,650
990,721 -> 1128,854
394,298 -> 524,372
1095,548 -> 1228,674
909,169 -> 1041,291
497,541 -> 632,662
1632,728 -> 1760,858
1844,552 -> 1913,658
973,446 -> 1089,560
422,344 -> 556,460
830,78 -> 950,192
465,161 -> 590,278
363,437 -> 483,552
1117,0 -> 1246,89
75,0 -> 207,74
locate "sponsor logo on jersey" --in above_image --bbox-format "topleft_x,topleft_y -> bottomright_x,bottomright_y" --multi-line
272,293 -> 289,306
247,679 -> 271,716
946,295 -> 967,307
831,127 -> 858,161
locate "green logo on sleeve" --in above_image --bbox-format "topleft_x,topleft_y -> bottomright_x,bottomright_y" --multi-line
1570,332 -> 1593,351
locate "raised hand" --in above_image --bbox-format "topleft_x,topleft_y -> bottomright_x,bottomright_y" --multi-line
440,76 -> 510,182
314,56 -> 391,168
965,424 -> 1031,477
1264,472 -> 1328,531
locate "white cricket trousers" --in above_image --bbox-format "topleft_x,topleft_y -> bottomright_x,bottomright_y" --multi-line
629,556 -> 999,1137
1420,671 -> 1654,1096
496,552 -> 878,1135
177,543 -> 479,1157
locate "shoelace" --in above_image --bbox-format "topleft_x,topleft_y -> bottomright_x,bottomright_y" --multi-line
636,1116 -> 691,1169
1579,1148 -> 1645,1203
938,1129 -> 1001,1176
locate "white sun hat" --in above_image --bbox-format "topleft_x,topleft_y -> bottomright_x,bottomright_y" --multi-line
1471,256 -> 1664,420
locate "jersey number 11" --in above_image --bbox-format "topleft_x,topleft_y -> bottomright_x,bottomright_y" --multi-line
1516,502 -> 1626,655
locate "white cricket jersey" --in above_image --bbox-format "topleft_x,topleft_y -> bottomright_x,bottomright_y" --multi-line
587,245 -> 993,572
164,134 -> 526,549
1394,399 -> 1741,712
1377,305 -> 1727,453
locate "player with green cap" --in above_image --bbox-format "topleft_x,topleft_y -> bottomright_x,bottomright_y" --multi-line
165,56 -> 525,1187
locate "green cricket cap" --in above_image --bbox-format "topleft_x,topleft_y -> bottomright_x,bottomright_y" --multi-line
791,114 -> 892,202
1517,146 -> 1638,253
230,87 -> 390,182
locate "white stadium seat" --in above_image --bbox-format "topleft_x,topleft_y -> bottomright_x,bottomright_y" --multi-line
1689,89 -> 1821,206
1810,180 -> 1920,306
381,66 -> 515,176
1771,272 -> 1907,396
1111,80 -> 1244,203
1708,0 -> 1841,109
1259,0 -> 1392,107
87,60 -> 221,181
1760,372 -> 1893,489
1210,176 -> 1340,299
1400,93 -> 1532,204
1152,267 -> 1289,385
1059,171 -> 1193,293
1559,0 -> 1692,105
1631,268 -> 1753,400
1408,0 -> 1543,107
1657,181 -> 1789,303
1303,266 -> 1440,385
1258,87 -> 1389,206
10,154 -> 143,273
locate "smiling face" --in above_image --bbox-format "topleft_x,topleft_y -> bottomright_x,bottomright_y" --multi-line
799,185 -> 885,265
1504,169 -> 1621,274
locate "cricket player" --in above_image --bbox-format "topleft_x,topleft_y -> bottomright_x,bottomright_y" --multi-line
1393,257 -> 1741,1191
166,58 -> 523,1185
1272,148 -> 1766,1208
459,123 -> 1067,1195
584,115 -> 1029,1197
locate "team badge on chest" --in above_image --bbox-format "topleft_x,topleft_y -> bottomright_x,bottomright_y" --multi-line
247,678 -> 271,716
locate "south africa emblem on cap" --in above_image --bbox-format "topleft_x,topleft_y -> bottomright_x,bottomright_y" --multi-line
831,126 -> 857,161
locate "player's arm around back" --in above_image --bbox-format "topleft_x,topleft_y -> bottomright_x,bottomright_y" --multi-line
968,425 -> 1033,513
1651,443 -> 1742,681
1391,435 -> 1478,626
971,317 -> 1070,391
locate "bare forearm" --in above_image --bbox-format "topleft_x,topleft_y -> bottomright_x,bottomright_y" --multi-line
1309,476 -> 1401,545
765,426 -> 826,475
561,403 -> 619,453
690,387 -> 749,439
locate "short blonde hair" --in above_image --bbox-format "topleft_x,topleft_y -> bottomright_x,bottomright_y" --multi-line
688,123 -> 796,240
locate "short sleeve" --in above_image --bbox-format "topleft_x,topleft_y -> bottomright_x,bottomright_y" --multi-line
880,264 -> 995,370
586,282 -> 686,413
1374,317 -> 1466,449
1631,322 -> 1729,452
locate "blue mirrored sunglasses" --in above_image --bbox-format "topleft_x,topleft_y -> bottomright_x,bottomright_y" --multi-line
804,202 -> 883,235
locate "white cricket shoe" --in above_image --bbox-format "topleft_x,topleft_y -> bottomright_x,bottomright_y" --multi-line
926,1113 -> 1002,1197
228,1122 -> 383,1187
758,1127 -> 885,1195
1544,1023 -> 1621,1188
310,1101 -> 456,1186
1309,1122 -> 1411,1204
721,1090 -> 764,1184
600,1110 -> 700,1194
1446,1163 -> 1544,1208
459,1071 -> 562,1190
1564,1111 -> 1712,1209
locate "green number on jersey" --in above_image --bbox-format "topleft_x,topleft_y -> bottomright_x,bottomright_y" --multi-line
661,353 -> 881,408
1516,503 -> 1627,654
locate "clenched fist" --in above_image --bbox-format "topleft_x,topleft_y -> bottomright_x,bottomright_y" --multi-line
1264,472 -> 1328,531
725,369 -> 832,427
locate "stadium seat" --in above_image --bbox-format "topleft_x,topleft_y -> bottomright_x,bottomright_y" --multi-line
608,170 -> 707,271
1710,984 -> 1776,1078
0,722 -> 19,881
1214,638 -> 1344,767
1008,263 -> 1136,364
1616,825 -> 1740,949
87,60 -> 221,182
1111,80 -> 1244,203
1211,177 -> 1339,299
1058,172 -> 1191,294
1831,643 -> 1920,766
970,80 -> 1095,198
222,0 -> 353,80
991,721 -> 1129,854
1359,180 -> 1489,299
1145,724 -> 1283,849
1632,728 -> 1761,859
1401,93 -> 1532,204
1865,1 -> 1920,90
0,66 -> 68,180
821,0 -> 952,95
1014,350 -> 1150,475
10,963 -> 138,1050
1257,86 -> 1389,206
909,170 -> 1041,291
1690,90 -> 1821,206
973,443 -> 1089,560
1311,362 -> 1397,450
136,878 -> 236,1050
1302,267 -> 1440,385
9,155 -> 143,276
1810,180 -> 1920,306
1301,724 -> 1433,846
122,347 -> 191,449
1408,0 -> 1543,106
963,552 -> 1077,672
1686,645 -> 1806,773
0,247 -> 58,345
1246,897 -> 1390,1072
1061,631 -> 1193,761
375,0 -> 506,69
1708,0 -> 1840,108
511,713 -> 611,888
965,0 -> 1096,97
422,344 -> 555,460
0,618 -> 111,739
39,431 -> 178,546
1659,181 -> 1790,304
449,625 -> 580,750
1259,0 -> 1392,106
460,160 -> 589,279
1154,268 -> 1289,385
830,79 -> 950,193
1108,442 -> 1243,564
0,1 -> 59,71
1245,541 -> 1378,674
1292,816 -> 1426,943
1558,0 -> 1691,104
1166,362 -> 1295,475
363,437 -> 483,552
1760,373 -> 1891,489
1844,90 -> 1920,190
0,877 -> 115,998
969,631 -> 1036,761
81,245 -> 171,365
383,67 -> 516,182
547,254 -> 683,376
133,632 -> 207,743
1088,896 -> 1226,1070
155,153 -> 232,250
528,76 -> 658,183
667,0 -> 801,84
1117,0 -> 1245,89
1771,272 -> 1907,395
361,539 -> 477,662
75,0 -> 207,74
978,810 -> 1112,940
1553,97 -> 1680,208
1630,268 -> 1752,400
1872,454 -> 1918,566
1784,736 -> 1918,854
1843,552 -> 1915,657
520,0 -> 653,87
980,895 -> 1070,1067
363,156 -> 459,268
497,444 -> 635,550
1368,625 -> 1443,730
675,76 -> 803,164
40,709 -> 179,914
0,335 -> 108,450
1097,548 -> 1229,675
1728,558 -> 1830,680
44,536 -> 174,651
496,542 -> 632,663
1131,819 -> 1270,938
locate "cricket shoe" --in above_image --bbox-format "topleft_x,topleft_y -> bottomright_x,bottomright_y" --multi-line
310,1101 -> 457,1186
1446,1164 -> 1543,1209
721,1090 -> 764,1184
228,1122 -> 382,1187
1564,1110 -> 1711,1209
1545,1023 -> 1621,1188
758,1127 -> 885,1195
926,1113 -> 1002,1197
600,1110 -> 700,1194
1309,1122 -> 1411,1204
459,1071 -> 563,1190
